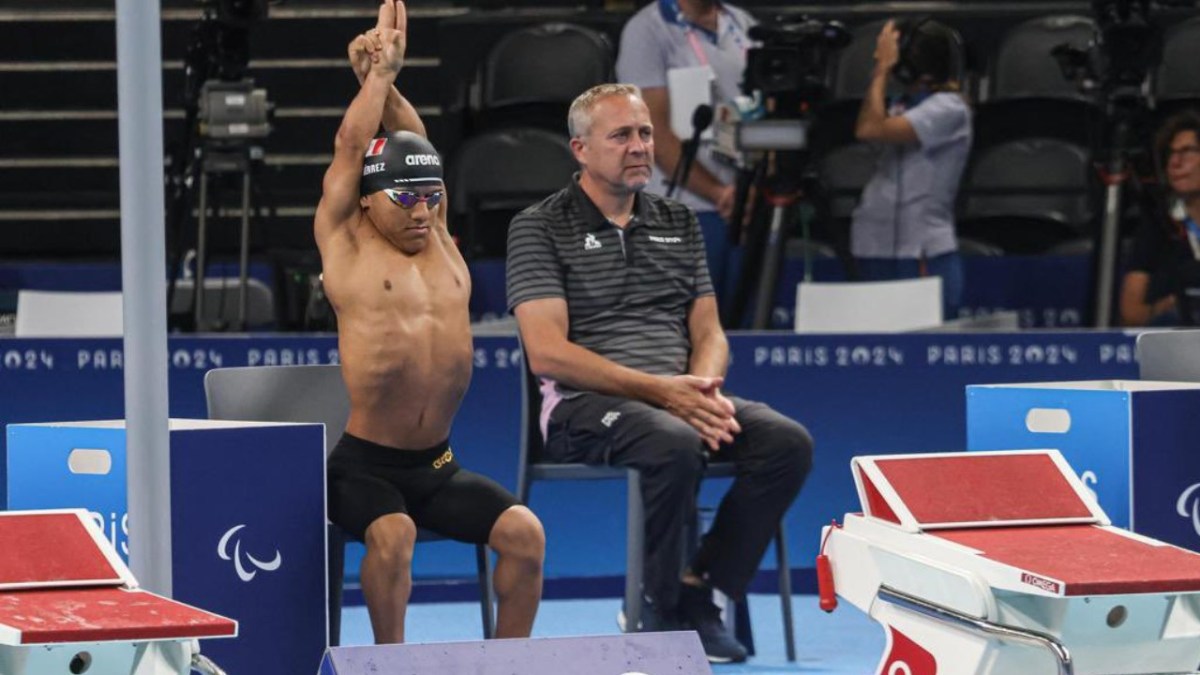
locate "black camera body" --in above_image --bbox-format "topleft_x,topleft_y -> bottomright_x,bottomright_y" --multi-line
200,0 -> 270,29
1052,0 -> 1168,99
744,17 -> 849,100
183,0 -> 273,141
712,16 -> 848,161
1093,0 -> 1159,89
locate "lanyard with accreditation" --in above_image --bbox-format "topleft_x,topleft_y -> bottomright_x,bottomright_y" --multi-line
659,0 -> 750,65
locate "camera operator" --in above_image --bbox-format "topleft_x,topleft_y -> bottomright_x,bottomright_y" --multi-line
851,18 -> 971,319
615,0 -> 756,302
1119,110 -> 1200,326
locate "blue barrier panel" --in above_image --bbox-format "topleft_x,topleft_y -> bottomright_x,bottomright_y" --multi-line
7,420 -> 327,675
466,255 -> 1092,329
0,255 -> 1092,328
0,332 -> 1140,592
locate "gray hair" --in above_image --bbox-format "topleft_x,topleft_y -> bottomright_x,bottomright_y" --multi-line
567,83 -> 643,138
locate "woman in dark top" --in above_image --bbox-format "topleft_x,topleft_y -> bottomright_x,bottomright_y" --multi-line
1120,110 -> 1200,326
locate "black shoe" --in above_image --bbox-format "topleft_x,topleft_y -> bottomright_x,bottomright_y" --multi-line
618,597 -> 679,632
677,584 -> 748,664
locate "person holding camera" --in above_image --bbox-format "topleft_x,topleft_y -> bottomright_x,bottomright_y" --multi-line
615,0 -> 757,303
851,18 -> 972,319
1119,110 -> 1200,326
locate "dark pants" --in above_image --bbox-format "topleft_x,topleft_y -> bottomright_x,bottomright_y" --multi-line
543,393 -> 812,611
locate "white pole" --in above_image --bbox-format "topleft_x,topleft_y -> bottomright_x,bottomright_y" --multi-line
116,0 -> 173,595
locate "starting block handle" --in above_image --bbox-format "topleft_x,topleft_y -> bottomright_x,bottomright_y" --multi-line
877,585 -> 1074,675
192,651 -> 226,675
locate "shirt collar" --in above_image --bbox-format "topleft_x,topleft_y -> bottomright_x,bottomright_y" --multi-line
658,0 -> 727,43
568,173 -> 652,231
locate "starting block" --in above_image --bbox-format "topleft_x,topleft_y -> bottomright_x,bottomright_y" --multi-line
0,509 -> 236,675
821,450 -> 1200,675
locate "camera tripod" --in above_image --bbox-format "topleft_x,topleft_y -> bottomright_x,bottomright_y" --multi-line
1092,105 -> 1139,328
192,143 -> 264,332
721,151 -> 847,329
165,5 -> 271,332
166,119 -> 270,332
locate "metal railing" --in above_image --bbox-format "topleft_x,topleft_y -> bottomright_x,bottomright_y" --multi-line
877,584 -> 1074,675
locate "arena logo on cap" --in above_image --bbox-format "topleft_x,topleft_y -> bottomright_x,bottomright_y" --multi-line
405,154 -> 440,166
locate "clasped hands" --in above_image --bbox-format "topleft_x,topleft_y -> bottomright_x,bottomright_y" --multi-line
660,375 -> 741,451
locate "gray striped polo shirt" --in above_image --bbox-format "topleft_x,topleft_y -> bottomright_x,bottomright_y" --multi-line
507,176 -> 715,430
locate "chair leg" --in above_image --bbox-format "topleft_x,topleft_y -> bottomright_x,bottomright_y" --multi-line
774,523 -> 796,662
476,543 -> 496,638
327,524 -> 346,648
624,469 -> 644,632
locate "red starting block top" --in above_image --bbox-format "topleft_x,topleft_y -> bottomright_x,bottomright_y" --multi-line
937,525 -> 1200,596
0,510 -> 237,645
0,587 -> 237,645
853,450 -> 1106,531
0,512 -> 126,590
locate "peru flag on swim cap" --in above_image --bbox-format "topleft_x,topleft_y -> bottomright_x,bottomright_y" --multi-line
360,130 -> 444,196
365,138 -> 387,157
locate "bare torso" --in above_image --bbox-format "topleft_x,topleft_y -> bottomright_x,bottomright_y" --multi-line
318,208 -> 473,450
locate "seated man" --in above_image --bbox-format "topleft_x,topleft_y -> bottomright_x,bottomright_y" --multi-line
506,83 -> 813,663
316,0 -> 544,643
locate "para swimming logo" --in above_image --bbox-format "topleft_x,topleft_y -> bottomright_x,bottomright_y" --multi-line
218,524 -> 283,582
1176,483 -> 1200,538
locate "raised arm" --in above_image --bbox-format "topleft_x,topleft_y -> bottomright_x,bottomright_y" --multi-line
348,20 -> 426,137
314,1 -> 408,244
855,20 -> 919,145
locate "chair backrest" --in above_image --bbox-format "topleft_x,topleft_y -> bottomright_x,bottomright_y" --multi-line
1137,330 -> 1200,381
818,141 -> 881,221
204,364 -> 349,455
515,343 -> 544,502
449,127 -> 578,258
1043,236 -> 1093,256
784,238 -> 836,260
955,236 -> 1005,257
168,278 -> 276,329
988,15 -> 1096,103
957,136 -> 1095,253
15,290 -> 123,337
1156,16 -> 1200,101
960,137 -> 1094,227
480,22 -> 614,111
795,277 -> 943,333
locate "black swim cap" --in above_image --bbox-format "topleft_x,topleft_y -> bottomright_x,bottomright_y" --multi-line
359,130 -> 444,196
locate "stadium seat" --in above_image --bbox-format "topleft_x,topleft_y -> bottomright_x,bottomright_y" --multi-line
449,127 -> 578,259
958,137 -> 1095,253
